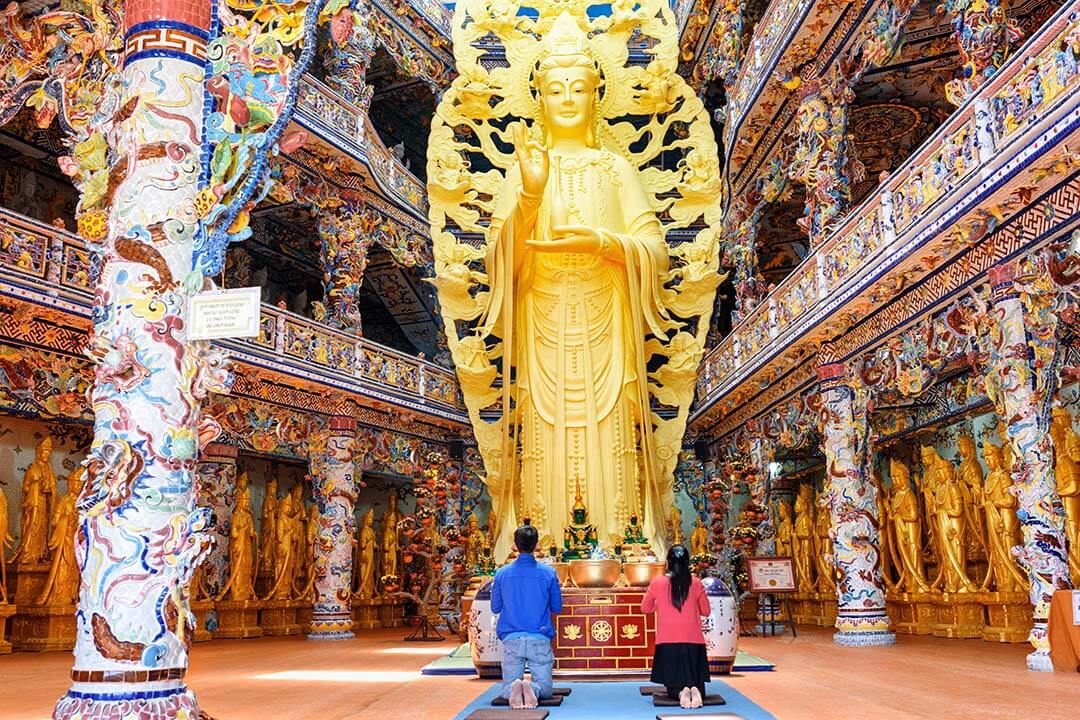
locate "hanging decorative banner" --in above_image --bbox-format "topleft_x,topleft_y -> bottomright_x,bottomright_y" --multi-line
189,287 -> 263,340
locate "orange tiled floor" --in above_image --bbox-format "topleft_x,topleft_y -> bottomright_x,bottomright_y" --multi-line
0,626 -> 1078,719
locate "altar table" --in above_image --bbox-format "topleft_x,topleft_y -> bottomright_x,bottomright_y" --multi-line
553,587 -> 655,675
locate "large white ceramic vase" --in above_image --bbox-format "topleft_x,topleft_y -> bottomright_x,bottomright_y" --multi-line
467,579 -> 503,679
701,576 -> 738,674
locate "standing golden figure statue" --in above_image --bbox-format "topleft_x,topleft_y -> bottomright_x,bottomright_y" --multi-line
956,434 -> 988,560
814,490 -> 836,594
690,516 -> 709,558
265,485 -> 302,600
982,443 -> 1028,592
259,476 -> 278,577
298,503 -> 319,601
14,437 -> 57,564
427,0 -> 724,560
668,506 -> 684,546
355,509 -> 377,600
922,447 -> 976,593
888,458 -> 930,593
793,485 -> 816,592
1050,407 -> 1080,582
218,483 -> 258,602
381,490 -> 402,585
872,472 -> 896,591
774,501 -> 794,558
36,467 -> 85,606
0,480 -> 13,603
462,513 -> 484,570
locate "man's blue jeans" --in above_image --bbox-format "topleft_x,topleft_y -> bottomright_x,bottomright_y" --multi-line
500,635 -> 555,700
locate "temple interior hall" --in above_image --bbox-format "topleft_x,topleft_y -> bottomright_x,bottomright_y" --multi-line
3,0 -> 1080,718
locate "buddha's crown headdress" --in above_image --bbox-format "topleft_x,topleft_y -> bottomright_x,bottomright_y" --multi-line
537,12 -> 597,74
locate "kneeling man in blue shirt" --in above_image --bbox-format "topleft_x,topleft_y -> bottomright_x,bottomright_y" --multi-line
491,524 -> 563,709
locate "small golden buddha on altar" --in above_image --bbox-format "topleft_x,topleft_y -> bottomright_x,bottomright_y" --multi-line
562,483 -> 598,559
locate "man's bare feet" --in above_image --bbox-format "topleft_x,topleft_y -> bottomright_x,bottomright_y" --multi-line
509,679 -> 524,709
521,681 -> 538,709
690,686 -> 703,708
679,687 -> 692,709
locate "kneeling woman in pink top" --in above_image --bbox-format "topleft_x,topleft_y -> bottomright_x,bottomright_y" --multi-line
640,544 -> 712,708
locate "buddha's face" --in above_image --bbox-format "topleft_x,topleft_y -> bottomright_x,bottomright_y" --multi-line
573,507 -> 587,524
540,64 -> 596,138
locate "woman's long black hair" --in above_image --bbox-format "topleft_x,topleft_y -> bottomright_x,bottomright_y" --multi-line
666,544 -> 692,611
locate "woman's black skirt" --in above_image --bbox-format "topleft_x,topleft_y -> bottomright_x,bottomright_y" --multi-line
649,642 -> 711,690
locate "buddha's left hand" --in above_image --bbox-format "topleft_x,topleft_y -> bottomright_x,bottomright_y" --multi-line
529,225 -> 612,256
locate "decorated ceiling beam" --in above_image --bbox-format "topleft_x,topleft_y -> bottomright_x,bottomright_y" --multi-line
941,0 -> 1025,105
679,0 -> 746,90
369,0 -> 455,93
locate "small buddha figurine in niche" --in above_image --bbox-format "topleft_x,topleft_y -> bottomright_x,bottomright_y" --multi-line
982,443 -> 1028,592
889,458 -> 930,593
623,514 -> 648,546
563,482 -> 598,559
37,466 -> 85,605
690,517 -> 710,558
218,483 -> 258,602
15,437 -> 57,565
1050,407 -> 1080,583
668,506 -> 684,546
355,509 -> 377,600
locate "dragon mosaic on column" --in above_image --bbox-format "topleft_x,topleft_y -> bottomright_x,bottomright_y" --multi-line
427,0 -> 724,559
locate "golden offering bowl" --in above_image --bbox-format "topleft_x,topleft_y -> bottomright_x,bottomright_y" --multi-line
550,562 -> 570,586
568,559 -> 622,588
623,561 -> 665,587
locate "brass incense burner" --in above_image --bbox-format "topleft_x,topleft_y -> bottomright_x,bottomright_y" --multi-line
568,559 -> 622,588
550,562 -> 570,586
622,561 -> 665,587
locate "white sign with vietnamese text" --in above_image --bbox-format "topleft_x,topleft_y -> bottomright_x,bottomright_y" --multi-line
189,287 -> 262,341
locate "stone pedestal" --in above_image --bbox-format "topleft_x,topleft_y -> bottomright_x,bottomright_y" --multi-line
932,593 -> 985,638
0,603 -> 15,654
12,563 -> 49,605
11,603 -> 77,651
887,592 -> 938,635
297,601 -> 313,632
214,600 -> 263,639
190,600 -> 214,643
379,599 -> 405,628
261,599 -> 303,636
353,598 -> 382,631
979,591 -> 1033,643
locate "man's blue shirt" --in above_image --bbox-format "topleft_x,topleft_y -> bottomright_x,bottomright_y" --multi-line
490,553 -> 563,640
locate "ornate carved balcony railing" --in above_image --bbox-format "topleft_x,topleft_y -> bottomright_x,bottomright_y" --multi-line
293,74 -> 429,216
694,2 -> 1080,417
0,208 -> 465,420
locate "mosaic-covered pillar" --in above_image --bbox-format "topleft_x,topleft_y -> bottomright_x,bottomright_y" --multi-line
315,203 -> 372,333
816,364 -> 895,647
789,69 -> 861,246
308,416 -> 358,639
195,442 -> 239,598
323,0 -> 377,112
984,261 -> 1070,671
54,0 -> 227,716
941,0 -> 1023,105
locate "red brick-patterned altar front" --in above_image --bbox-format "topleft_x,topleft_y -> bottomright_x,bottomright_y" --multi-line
554,587 -> 655,675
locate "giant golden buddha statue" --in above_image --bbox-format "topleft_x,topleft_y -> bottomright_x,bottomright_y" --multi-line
428,0 -> 723,559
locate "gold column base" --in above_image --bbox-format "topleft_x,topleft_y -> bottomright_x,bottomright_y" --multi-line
214,599 -> 263,639
10,603 -> 76,651
932,592 -> 985,638
190,599 -> 214,643
810,592 -> 838,627
296,601 -> 313,630
11,563 -> 49,606
887,591 -> 938,635
379,598 -> 405,628
260,599 -> 303,636
978,591 -> 1032,643
790,592 -> 814,624
0,603 -> 15,654
353,598 -> 382,631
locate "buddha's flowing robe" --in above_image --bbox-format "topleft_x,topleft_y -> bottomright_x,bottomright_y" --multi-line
484,147 -> 670,558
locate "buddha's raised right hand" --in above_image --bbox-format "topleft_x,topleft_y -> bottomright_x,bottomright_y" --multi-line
512,121 -> 548,199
